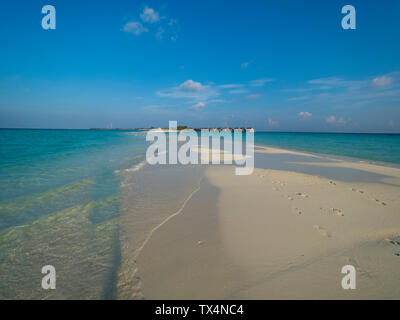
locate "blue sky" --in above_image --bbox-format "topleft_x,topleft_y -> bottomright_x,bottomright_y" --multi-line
0,0 -> 399,132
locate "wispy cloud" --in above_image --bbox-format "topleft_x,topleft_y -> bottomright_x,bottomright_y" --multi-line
241,62 -> 250,69
156,27 -> 165,40
241,59 -> 254,69
307,77 -> 367,92
308,77 -> 344,86
286,72 -> 400,108
168,19 -> 178,26
250,78 -> 274,87
208,99 -> 227,104
166,18 -> 180,41
229,89 -> 248,94
219,84 -> 243,89
245,94 -> 261,100
282,86 -> 331,93
288,95 -> 309,101
190,102 -> 206,110
123,22 -> 148,35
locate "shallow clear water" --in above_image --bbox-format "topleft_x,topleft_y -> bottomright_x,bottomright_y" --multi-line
0,129 -> 149,230
0,129 -> 149,299
255,132 -> 400,165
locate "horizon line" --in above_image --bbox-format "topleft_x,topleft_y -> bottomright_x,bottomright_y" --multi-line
0,127 -> 399,134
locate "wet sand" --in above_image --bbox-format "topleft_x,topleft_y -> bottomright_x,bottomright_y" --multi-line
126,147 -> 400,299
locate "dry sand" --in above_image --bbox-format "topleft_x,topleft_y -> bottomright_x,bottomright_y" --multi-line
130,151 -> 400,299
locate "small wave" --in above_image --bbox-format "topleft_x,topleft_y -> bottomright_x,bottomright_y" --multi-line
114,161 -> 147,175
116,150 -> 168,174
124,132 -> 147,136
124,160 -> 147,173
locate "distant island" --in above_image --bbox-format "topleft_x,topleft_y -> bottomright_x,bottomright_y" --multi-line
90,126 -> 255,132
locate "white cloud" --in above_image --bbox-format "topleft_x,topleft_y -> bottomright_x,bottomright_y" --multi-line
298,111 -> 312,119
268,117 -> 279,126
251,78 -> 274,87
124,8 -> 178,42
245,94 -> 261,100
123,22 -> 148,35
326,115 -> 345,125
190,102 -> 206,110
157,80 -> 219,101
371,75 -> 394,88
140,7 -> 160,23
179,80 -> 203,92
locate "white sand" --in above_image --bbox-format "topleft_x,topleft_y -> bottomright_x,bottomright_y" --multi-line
255,145 -> 323,158
128,152 -> 400,299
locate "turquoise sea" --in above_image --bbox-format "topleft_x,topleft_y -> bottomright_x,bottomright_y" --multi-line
255,132 -> 400,165
1,129 -> 400,299
0,129 -> 149,299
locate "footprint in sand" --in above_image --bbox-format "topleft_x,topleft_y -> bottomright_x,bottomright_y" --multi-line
292,207 -> 302,215
345,257 -> 372,279
373,199 -> 386,206
384,238 -> 400,246
332,208 -> 344,216
313,225 -> 331,238
350,188 -> 364,194
350,188 -> 387,206
383,239 -> 400,257
295,192 -> 309,198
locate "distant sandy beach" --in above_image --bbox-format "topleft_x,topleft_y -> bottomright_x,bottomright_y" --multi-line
118,145 -> 400,299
